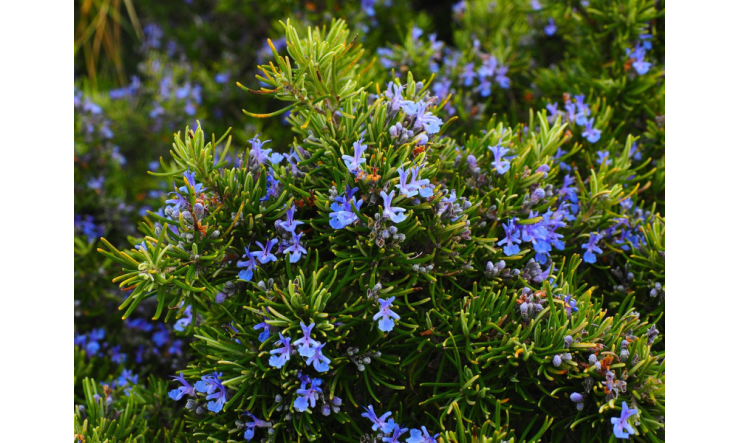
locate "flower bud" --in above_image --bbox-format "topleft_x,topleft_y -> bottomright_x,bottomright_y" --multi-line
553,354 -> 562,367
564,335 -> 573,348
570,392 -> 584,403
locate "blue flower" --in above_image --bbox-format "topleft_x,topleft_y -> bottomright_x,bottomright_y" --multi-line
237,246 -> 258,281
406,427 -> 440,443
260,169 -> 280,201
574,97 -> 591,126
254,315 -> 272,343
276,205 -> 304,233
404,100 -> 443,135
115,369 -> 139,396
546,102 -> 559,120
248,134 -> 282,166
611,401 -> 638,439
582,232 -> 603,263
168,372 -> 195,400
497,219 -> 521,256
385,83 -> 406,113
495,65 -> 510,89
284,231 -> 307,263
460,63 -> 476,86
194,372 -> 227,413
544,18 -> 556,36
268,333 -> 292,368
342,138 -> 367,173
173,305 -> 193,332
582,118 -> 601,143
329,185 -> 363,229
562,295 -> 579,317
382,421 -> 409,443
293,322 -> 320,357
294,378 -> 323,412
305,342 -> 331,372
242,410 -> 271,441
361,405 -> 393,432
488,144 -> 511,174
395,167 -> 417,198
380,190 -> 407,224
215,72 -> 230,84
374,297 -> 400,332
251,238 -> 278,264
409,166 -> 434,198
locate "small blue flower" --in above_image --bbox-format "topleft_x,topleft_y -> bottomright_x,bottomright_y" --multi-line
242,410 -> 271,441
254,316 -> 272,343
294,378 -> 323,412
497,219 -> 521,256
237,246 -> 258,281
562,295 -> 579,317
194,372 -> 227,413
460,63 -> 476,86
380,190 -> 407,224
173,305 -> 193,332
582,118 -> 601,143
396,167 -> 417,198
582,232 -> 603,263
115,368 -> 139,396
381,421 -> 409,442
488,144 -> 511,174
544,18 -> 556,36
268,333 -> 292,368
342,138 -> 367,173
276,205 -> 304,233
385,83 -> 406,112
305,342 -> 331,372
611,401 -> 638,439
251,238 -> 278,264
374,297 -> 400,332
409,166 -> 434,198
406,426 -> 439,443
168,372 -> 195,401
293,322 -> 320,357
329,186 -> 363,229
596,151 -> 611,166
361,405 -> 393,432
284,231 -> 307,263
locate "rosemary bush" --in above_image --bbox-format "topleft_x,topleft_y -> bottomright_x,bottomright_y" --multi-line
75,1 -> 665,442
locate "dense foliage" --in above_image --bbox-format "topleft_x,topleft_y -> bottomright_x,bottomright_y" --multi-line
74,1 -> 665,442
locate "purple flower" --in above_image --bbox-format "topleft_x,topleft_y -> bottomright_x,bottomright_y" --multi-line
562,295 -> 578,317
380,190 -> 407,223
611,401 -> 638,439
582,232 -> 603,263
497,219 -> 521,255
361,405 -> 393,432
582,118 -> 601,143
544,18 -> 556,36
495,65 -> 510,89
248,134 -> 282,166
305,342 -> 331,372
242,410 -> 271,441
169,372 -> 195,400
374,297 -> 400,332
251,238 -> 278,264
460,63 -> 476,86
488,144 -> 511,174
402,100 -> 443,134
268,333 -> 293,368
294,378 -> 323,412
284,231 -> 307,263
407,426 -> 440,443
293,322 -> 320,357
383,83 -> 404,109
237,246 -> 258,281
342,138 -> 367,173
546,102 -> 559,122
